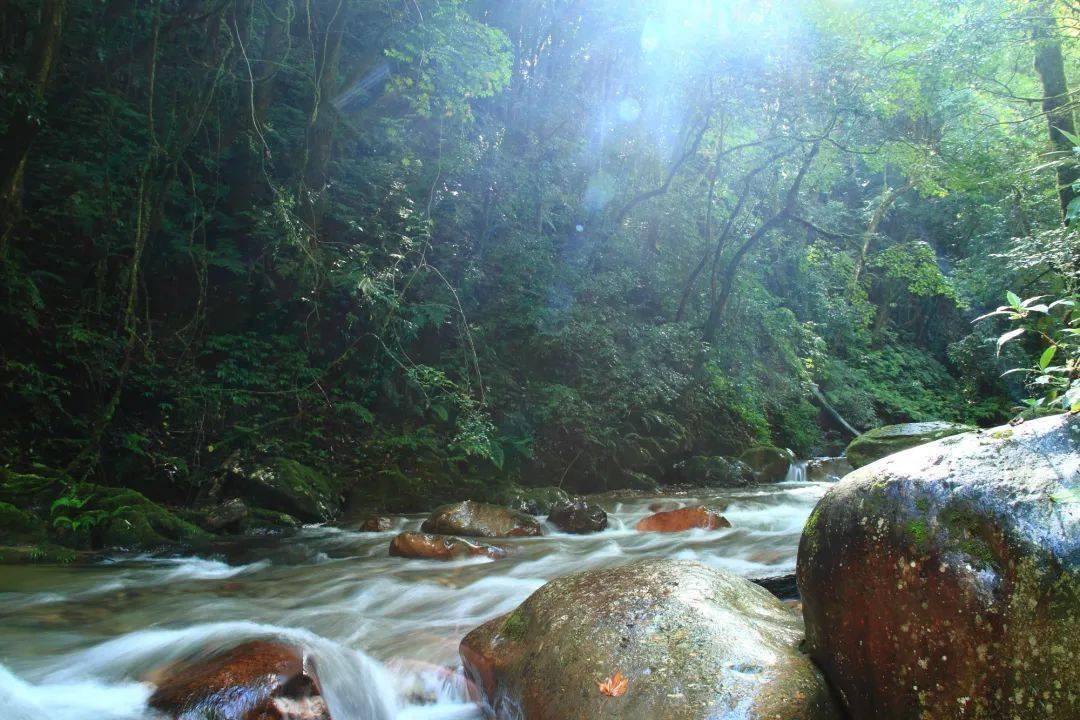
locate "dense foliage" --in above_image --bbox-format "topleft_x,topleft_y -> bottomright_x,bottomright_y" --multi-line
0,0 -> 1077,529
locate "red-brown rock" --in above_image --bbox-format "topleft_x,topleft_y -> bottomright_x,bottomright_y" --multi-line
389,531 -> 507,560
799,414 -> 1080,719
634,506 -> 730,532
149,640 -> 329,720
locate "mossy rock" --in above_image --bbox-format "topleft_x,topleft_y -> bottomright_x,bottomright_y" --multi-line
460,559 -> 842,720
229,458 -> 341,522
495,485 -> 570,515
739,445 -> 795,483
799,413 -> 1080,719
246,507 -> 301,533
844,421 -> 972,468
677,455 -> 753,486
0,468 -> 65,514
75,483 -> 210,550
0,501 -> 47,544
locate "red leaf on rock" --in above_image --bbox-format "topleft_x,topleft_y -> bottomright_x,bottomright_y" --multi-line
598,672 -> 628,697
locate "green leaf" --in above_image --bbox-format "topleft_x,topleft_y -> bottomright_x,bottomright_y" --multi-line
996,327 -> 1024,354
1005,291 -> 1022,309
1038,345 -> 1057,370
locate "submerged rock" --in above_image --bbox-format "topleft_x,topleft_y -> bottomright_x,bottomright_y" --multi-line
843,420 -> 971,469
460,558 -> 841,720
546,499 -> 607,534
421,500 -> 542,538
634,505 -> 730,532
798,413 -> 1080,719
389,531 -> 507,560
149,640 -> 330,720
739,446 -> 795,483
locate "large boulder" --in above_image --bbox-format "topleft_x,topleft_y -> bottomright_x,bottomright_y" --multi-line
149,640 -> 330,719
228,458 -> 341,523
547,499 -> 607,534
389,531 -> 507,560
798,413 -> 1080,719
843,421 -> 971,469
460,559 -> 841,720
421,500 -> 542,538
634,506 -> 730,532
739,446 -> 795,483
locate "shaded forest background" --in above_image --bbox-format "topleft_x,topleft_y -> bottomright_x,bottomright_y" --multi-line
1,0 -> 1077,517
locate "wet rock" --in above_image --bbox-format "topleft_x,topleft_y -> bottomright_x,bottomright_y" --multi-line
634,505 -> 730,532
227,458 -> 341,522
739,446 -> 795,483
750,573 -> 798,601
805,456 -> 851,482
675,455 -> 753,486
546,499 -> 607,534
421,500 -> 542,538
496,486 -> 571,515
204,498 -> 249,532
798,413 -> 1080,719
149,640 -> 330,720
388,531 -> 507,561
460,558 -> 841,720
358,515 -> 394,532
843,420 -> 971,469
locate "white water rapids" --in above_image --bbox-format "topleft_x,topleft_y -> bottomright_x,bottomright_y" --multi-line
0,463 -> 840,720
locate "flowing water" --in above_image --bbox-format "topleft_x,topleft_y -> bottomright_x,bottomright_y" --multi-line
0,463 -> 840,720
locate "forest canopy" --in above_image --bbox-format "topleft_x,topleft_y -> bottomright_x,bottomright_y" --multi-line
1,0 -> 1077,515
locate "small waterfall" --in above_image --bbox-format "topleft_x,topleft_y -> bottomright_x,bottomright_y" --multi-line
783,460 -> 808,484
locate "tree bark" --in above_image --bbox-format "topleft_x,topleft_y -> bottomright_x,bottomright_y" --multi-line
1032,4 -> 1079,224
852,178 -> 915,285
702,142 -> 821,342
0,0 -> 67,256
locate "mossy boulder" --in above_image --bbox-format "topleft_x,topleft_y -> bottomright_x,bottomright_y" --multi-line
422,500 -> 543,538
81,483 -> 209,549
843,421 -> 971,469
739,445 -> 795,483
460,558 -> 841,720
0,501 -> 47,544
495,485 -> 571,515
798,413 -> 1080,719
675,455 -> 753,486
0,468 -> 64,514
229,458 -> 341,522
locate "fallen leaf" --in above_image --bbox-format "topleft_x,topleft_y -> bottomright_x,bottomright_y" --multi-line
598,672 -> 628,697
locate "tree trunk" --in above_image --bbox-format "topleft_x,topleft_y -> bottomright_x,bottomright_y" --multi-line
1032,4 -> 1079,224
852,178 -> 914,285
0,0 -> 66,256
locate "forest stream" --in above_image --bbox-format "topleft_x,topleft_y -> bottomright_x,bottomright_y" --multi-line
0,464 -> 835,720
